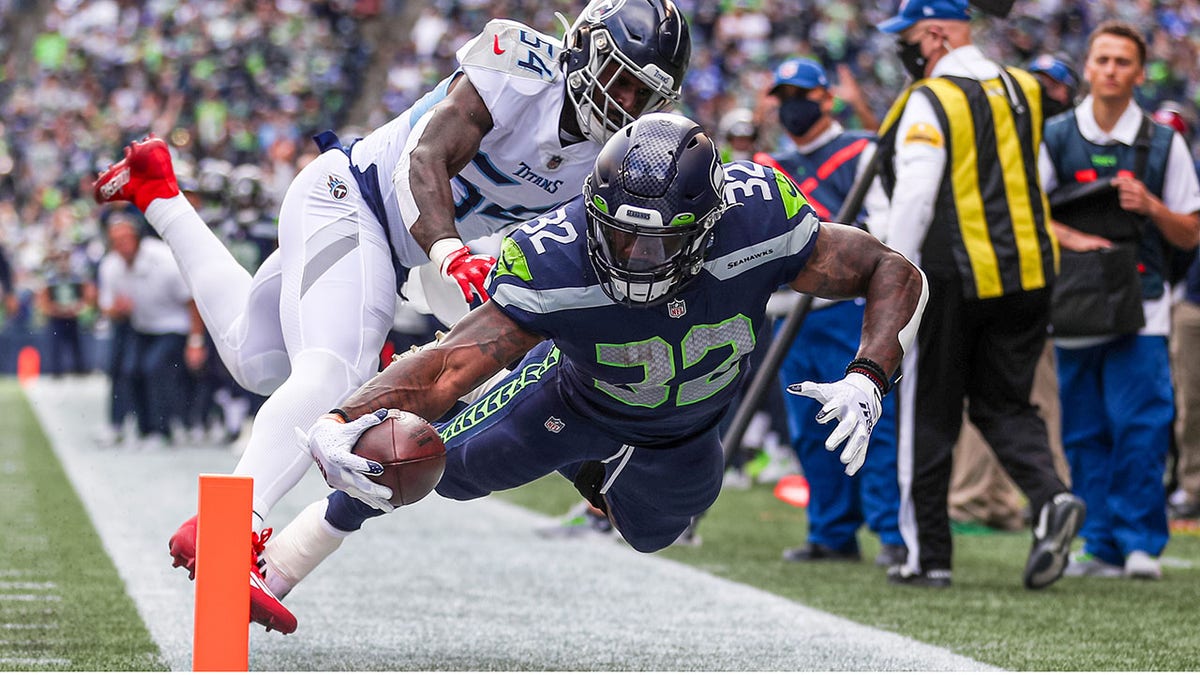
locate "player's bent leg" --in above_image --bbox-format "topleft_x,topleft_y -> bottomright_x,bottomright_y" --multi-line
603,429 -> 725,553
144,198 -> 290,395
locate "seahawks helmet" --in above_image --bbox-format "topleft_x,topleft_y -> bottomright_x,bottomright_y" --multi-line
584,113 -> 726,306
563,0 -> 691,145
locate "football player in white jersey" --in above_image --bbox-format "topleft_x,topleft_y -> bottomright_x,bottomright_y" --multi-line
92,0 -> 691,634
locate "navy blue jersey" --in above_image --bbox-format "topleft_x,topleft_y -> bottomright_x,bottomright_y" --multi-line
487,160 -> 819,446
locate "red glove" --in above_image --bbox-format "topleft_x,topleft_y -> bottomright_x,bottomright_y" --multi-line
434,241 -> 496,303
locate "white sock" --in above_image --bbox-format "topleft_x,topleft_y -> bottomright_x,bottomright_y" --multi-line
262,499 -> 349,598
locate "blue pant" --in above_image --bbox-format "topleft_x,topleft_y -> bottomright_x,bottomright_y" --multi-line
329,341 -> 725,553
1057,334 -> 1172,562
131,331 -> 187,437
776,301 -> 903,552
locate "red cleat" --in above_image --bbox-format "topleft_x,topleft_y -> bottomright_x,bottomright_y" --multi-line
93,135 -> 180,211
168,515 -> 298,634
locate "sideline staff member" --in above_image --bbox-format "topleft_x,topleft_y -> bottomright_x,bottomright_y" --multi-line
875,0 -> 1084,589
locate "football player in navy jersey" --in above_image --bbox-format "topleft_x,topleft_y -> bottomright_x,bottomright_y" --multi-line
259,113 -> 927,622
93,0 -> 692,633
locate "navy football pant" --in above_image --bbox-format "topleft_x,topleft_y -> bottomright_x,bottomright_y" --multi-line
328,341 -> 725,553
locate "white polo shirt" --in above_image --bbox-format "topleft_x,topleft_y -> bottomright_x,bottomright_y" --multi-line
97,237 -> 193,336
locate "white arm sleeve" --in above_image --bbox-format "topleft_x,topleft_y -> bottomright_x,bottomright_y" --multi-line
884,94 -> 946,263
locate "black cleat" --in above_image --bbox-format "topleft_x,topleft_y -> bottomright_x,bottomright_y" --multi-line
1023,492 -> 1086,590
887,565 -> 952,588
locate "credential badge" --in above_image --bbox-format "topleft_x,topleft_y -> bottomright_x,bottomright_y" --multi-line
667,298 -> 687,319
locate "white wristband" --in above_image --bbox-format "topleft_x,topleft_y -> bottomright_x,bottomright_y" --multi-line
428,238 -> 466,274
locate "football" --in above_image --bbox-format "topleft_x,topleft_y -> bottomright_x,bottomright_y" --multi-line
352,410 -> 446,507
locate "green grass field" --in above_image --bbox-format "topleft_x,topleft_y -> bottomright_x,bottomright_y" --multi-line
500,475 -> 1200,672
0,381 -> 166,671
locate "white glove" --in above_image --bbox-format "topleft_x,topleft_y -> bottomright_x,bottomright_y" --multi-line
295,409 -> 395,513
787,372 -> 881,476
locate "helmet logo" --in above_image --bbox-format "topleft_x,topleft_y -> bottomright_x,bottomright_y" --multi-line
584,0 -> 627,23
641,63 -> 675,91
667,298 -> 687,318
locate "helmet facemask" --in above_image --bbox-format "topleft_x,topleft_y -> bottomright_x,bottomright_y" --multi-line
584,113 -> 727,307
567,27 -> 682,145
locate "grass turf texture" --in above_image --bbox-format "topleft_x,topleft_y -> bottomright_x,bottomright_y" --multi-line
0,380 -> 165,671
500,474 -> 1200,671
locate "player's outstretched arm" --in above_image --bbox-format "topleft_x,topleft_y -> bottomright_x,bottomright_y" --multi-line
786,223 -> 927,476
338,301 -> 543,423
788,222 -> 926,378
395,75 -> 498,302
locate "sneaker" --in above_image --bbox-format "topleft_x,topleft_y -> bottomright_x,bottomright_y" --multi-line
874,543 -> 908,568
886,565 -> 952,588
1023,492 -> 1086,590
1123,550 -> 1163,580
1063,552 -> 1123,578
93,135 -> 180,211
534,501 -> 615,540
168,515 -> 298,633
782,542 -> 861,563
94,426 -> 124,448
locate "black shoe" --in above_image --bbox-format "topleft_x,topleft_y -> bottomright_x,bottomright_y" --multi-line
1023,492 -> 1086,590
782,542 -> 861,562
887,565 -> 952,588
874,544 -> 908,568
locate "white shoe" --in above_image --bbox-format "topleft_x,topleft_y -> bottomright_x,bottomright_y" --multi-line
94,426 -> 124,448
138,434 -> 168,451
1123,550 -> 1162,580
1063,552 -> 1122,578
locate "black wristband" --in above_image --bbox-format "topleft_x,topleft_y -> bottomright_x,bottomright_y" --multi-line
845,358 -> 890,395
329,408 -> 351,423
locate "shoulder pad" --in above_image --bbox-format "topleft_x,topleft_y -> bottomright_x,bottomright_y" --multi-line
458,19 -> 563,83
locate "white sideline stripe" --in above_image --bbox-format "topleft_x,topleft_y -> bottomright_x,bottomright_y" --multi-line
0,570 -> 36,577
0,623 -> 59,630
0,658 -> 71,666
0,581 -> 56,590
26,375 -> 999,672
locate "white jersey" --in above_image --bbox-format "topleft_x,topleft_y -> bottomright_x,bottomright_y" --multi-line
348,19 -> 601,268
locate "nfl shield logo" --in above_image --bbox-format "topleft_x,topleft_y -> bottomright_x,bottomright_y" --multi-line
547,155 -> 563,170
328,175 -> 348,200
544,417 -> 565,433
667,299 -> 686,319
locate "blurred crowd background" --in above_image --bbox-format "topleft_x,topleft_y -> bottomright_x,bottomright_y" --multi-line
2,0 -> 1200,377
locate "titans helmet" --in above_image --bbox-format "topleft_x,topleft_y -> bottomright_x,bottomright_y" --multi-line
583,113 -> 726,306
563,0 -> 691,145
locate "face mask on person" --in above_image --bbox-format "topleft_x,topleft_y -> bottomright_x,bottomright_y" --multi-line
1043,96 -> 1071,119
779,97 -> 824,137
897,37 -> 928,81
